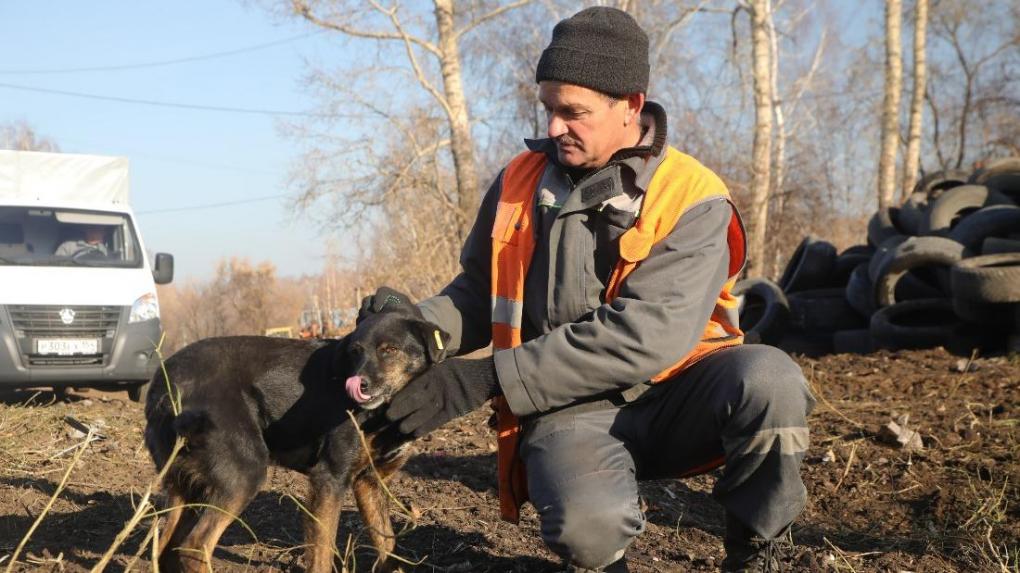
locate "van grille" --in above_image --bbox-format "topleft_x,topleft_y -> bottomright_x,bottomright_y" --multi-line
6,305 -> 123,368
8,305 -> 121,338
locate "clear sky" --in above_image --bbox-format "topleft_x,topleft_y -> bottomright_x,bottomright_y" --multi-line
0,1 -> 359,283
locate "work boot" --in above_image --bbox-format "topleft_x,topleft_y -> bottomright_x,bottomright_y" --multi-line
720,515 -> 784,572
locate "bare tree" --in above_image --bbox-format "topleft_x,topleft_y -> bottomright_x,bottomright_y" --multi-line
0,121 -> 59,152
901,5 -> 932,189
744,0 -> 775,278
766,8 -> 827,276
878,0 -> 903,210
350,113 -> 465,300
220,259 -> 278,336
766,0 -> 785,229
901,0 -> 928,200
158,279 -> 231,351
289,0 -> 530,241
927,0 -> 1018,170
157,258 -> 308,353
767,5 -> 827,217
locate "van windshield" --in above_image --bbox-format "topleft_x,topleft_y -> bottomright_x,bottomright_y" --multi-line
0,207 -> 142,268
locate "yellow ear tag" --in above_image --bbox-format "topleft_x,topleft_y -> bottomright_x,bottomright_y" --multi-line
433,330 -> 445,351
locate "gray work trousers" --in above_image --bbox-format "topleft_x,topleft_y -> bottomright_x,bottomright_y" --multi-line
520,344 -> 815,570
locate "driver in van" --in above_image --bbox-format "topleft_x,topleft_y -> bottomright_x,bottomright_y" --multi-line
54,225 -> 109,257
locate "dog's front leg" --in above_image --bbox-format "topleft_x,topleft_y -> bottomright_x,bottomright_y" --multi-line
352,472 -> 399,573
354,441 -> 412,573
304,478 -> 344,573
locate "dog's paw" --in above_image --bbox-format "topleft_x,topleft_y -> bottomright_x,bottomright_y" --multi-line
370,437 -> 413,469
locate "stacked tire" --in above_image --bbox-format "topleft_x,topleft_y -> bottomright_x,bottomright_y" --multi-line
733,236 -> 872,356
732,156 -> 1020,356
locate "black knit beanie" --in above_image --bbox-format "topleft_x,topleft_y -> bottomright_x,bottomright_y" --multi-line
535,6 -> 649,97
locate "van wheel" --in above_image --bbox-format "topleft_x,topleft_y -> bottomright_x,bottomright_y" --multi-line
127,383 -> 145,403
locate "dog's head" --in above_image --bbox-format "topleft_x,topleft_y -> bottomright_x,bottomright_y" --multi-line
336,311 -> 451,410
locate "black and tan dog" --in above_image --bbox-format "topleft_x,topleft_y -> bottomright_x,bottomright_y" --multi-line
144,311 -> 448,572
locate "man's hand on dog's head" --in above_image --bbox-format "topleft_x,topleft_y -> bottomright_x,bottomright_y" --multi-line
357,286 -> 424,324
384,356 -> 501,438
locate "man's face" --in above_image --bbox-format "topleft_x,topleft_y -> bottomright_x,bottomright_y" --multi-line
538,81 -> 639,170
84,227 -> 104,244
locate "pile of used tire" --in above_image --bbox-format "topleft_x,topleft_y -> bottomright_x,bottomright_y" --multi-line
734,156 -> 1020,356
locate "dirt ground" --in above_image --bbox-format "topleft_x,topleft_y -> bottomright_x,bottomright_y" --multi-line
0,347 -> 1017,572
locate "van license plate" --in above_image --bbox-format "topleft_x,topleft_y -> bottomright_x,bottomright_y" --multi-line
37,339 -> 99,355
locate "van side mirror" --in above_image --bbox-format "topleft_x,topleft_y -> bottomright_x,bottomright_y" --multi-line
153,253 -> 174,285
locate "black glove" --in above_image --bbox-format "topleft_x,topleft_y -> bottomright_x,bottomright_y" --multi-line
385,357 -> 501,438
357,286 -> 423,324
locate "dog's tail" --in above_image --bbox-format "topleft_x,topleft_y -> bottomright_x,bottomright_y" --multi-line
172,409 -> 214,444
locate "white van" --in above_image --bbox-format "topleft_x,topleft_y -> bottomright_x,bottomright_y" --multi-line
0,150 -> 173,400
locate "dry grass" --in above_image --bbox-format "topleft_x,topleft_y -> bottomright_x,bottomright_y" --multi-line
5,425 -> 95,573
1,348 -> 1017,572
0,389 -> 429,572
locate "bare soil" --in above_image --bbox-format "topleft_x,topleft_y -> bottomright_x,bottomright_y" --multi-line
1,347 -> 1017,572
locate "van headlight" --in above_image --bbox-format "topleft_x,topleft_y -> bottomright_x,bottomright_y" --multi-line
129,293 -> 160,323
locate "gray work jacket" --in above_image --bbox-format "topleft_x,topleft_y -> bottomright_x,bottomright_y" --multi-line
420,102 -> 735,418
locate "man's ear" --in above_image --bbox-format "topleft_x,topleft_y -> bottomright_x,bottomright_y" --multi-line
410,319 -> 451,364
625,92 -> 645,125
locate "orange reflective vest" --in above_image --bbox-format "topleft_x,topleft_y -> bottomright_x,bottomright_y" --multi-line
490,148 -> 747,523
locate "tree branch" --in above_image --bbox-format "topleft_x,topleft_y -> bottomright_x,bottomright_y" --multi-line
290,0 -> 441,57
652,0 -> 712,64
786,28 -> 827,126
454,0 -> 533,41
926,85 -> 948,171
370,0 -> 454,120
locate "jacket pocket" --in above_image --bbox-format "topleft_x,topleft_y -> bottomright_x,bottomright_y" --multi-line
593,204 -> 637,289
492,202 -> 523,245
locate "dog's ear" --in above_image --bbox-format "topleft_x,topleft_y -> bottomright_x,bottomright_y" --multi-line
409,319 -> 451,364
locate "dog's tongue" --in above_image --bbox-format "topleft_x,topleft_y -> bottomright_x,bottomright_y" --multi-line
345,376 -> 371,403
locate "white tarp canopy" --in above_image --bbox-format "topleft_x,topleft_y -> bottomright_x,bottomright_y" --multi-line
0,150 -> 129,205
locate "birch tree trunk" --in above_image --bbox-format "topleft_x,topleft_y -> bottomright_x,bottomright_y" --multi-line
878,0 -> 903,210
434,0 -> 481,236
745,0 -> 774,279
901,0 -> 928,202
765,0 -> 784,277
767,1 -> 784,203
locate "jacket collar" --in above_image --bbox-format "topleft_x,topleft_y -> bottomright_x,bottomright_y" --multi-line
524,100 -> 669,193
